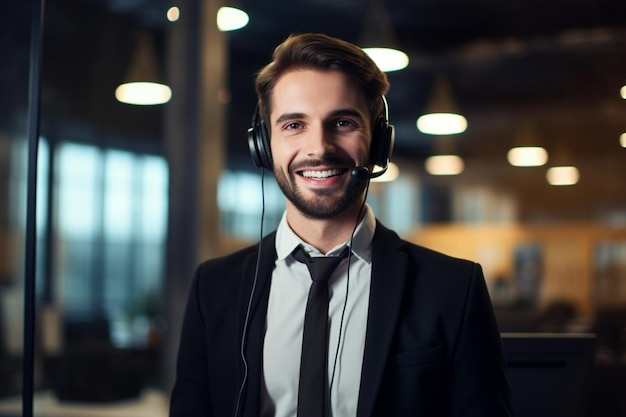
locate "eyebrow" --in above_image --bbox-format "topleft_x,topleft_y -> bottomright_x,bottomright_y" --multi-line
331,108 -> 365,121
273,108 -> 366,127
274,112 -> 306,127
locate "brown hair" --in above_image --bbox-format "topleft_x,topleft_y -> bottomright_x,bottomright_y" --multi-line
254,33 -> 390,130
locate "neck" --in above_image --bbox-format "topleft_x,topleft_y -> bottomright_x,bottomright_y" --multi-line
286,201 -> 365,254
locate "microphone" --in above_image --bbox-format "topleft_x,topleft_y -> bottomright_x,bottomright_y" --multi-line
351,165 -> 388,181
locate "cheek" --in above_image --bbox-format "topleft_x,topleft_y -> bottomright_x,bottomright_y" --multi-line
357,136 -> 372,164
270,140 -> 293,170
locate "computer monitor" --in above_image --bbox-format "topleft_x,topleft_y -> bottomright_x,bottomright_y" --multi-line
501,333 -> 596,417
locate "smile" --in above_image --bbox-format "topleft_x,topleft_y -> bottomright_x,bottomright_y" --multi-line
299,168 -> 345,180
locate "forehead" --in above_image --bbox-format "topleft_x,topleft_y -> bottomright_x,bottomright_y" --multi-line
270,69 -> 368,119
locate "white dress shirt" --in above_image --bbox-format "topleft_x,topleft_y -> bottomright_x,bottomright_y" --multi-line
260,205 -> 375,417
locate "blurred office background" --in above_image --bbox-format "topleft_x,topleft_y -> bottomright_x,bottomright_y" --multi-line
1,0 -> 626,415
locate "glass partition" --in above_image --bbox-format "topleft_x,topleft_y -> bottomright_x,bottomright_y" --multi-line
0,0 -> 34,410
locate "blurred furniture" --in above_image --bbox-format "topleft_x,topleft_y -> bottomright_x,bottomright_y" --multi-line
0,388 -> 167,417
501,333 -> 596,417
45,317 -> 159,402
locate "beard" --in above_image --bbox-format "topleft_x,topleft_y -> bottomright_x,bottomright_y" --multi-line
274,159 -> 367,220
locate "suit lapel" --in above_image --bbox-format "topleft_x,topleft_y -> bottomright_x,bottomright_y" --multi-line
357,223 -> 409,417
238,232 -> 277,417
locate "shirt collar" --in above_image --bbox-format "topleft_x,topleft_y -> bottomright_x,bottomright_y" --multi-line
275,204 -> 375,264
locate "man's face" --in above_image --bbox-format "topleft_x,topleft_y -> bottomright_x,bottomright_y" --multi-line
269,69 -> 371,220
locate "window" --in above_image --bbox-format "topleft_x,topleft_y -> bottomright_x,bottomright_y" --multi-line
44,142 -> 168,324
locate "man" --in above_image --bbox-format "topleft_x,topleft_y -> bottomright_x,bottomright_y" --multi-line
170,33 -> 513,417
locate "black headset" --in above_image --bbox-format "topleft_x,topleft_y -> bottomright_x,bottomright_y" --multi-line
247,96 -> 395,171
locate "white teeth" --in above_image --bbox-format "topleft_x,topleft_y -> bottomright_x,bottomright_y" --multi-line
301,168 -> 342,179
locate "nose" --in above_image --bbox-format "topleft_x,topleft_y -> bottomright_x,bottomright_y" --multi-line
304,123 -> 335,158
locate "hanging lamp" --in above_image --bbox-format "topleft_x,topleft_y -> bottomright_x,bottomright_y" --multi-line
359,0 -> 409,72
115,31 -> 171,106
507,119 -> 548,167
417,74 -> 467,135
425,135 -> 465,176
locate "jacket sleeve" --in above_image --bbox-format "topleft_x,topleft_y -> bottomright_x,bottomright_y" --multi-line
169,266 -> 213,417
449,263 -> 514,417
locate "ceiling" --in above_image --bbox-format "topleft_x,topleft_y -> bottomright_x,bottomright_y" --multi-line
9,0 -> 626,222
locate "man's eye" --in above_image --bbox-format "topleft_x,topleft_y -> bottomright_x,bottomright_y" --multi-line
285,122 -> 302,130
336,120 -> 354,128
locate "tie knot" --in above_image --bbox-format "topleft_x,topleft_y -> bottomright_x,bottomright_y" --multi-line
293,245 -> 349,282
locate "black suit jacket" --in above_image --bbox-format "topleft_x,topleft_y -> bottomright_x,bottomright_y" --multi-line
170,222 -> 513,417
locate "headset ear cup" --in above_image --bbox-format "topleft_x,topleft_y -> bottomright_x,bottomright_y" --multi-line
382,122 -> 394,165
248,108 -> 273,169
371,116 -> 395,168
258,121 -> 273,168
247,126 -> 262,168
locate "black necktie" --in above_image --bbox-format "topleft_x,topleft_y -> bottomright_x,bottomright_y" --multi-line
292,245 -> 349,417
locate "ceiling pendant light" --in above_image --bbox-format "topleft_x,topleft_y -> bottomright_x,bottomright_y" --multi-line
546,166 -> 579,186
621,85 -> 626,99
620,132 -> 626,148
217,6 -> 249,32
417,75 -> 467,135
425,155 -> 465,176
359,0 -> 409,73
546,145 -> 579,186
167,6 -> 180,22
363,47 -> 409,72
417,113 -> 467,135
506,120 -> 548,167
507,146 -> 548,167
115,32 -> 171,106
425,136 -> 464,176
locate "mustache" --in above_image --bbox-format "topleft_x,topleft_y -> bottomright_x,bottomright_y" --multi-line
290,157 -> 353,172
